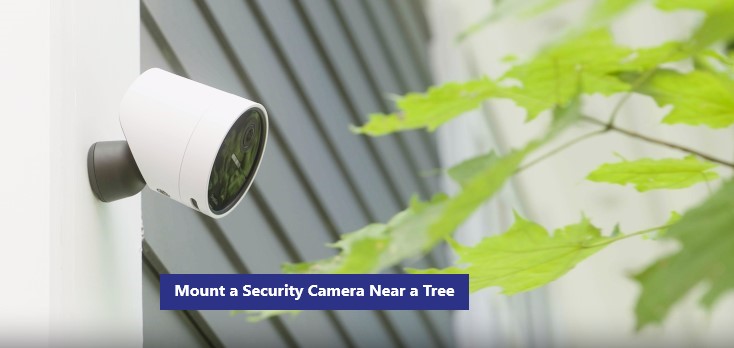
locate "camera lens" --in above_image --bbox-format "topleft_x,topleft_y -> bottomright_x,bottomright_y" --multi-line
207,108 -> 265,214
242,120 -> 257,151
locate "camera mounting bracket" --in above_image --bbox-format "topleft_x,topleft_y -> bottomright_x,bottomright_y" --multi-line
87,140 -> 146,202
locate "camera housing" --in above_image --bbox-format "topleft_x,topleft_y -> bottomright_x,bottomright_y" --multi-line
88,68 -> 268,218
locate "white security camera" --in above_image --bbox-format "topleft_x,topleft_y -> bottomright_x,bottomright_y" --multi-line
88,68 -> 268,218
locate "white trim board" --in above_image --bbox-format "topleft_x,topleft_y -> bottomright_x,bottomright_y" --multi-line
0,0 -> 142,346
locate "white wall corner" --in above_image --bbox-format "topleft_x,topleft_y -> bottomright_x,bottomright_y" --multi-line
49,0 -> 142,346
0,1 -> 52,346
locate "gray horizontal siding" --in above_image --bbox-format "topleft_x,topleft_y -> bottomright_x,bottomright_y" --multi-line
140,0 -> 450,347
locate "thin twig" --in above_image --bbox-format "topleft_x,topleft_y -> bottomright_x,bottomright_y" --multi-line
582,116 -> 734,168
607,47 -> 683,126
605,90 -> 635,128
516,66 -> 655,174
511,59 -> 731,174
515,129 -> 607,174
606,68 -> 659,126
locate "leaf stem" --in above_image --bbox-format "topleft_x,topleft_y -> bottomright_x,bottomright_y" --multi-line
605,92 -> 633,128
587,223 -> 673,248
614,224 -> 672,240
606,67 -> 660,126
582,116 -> 734,168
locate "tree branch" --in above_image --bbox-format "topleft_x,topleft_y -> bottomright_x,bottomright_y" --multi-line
582,116 -> 734,168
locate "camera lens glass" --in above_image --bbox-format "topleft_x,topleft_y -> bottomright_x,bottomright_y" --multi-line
207,108 -> 265,214
242,120 -> 257,151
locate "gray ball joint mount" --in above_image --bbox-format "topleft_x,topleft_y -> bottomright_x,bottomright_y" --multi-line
87,141 -> 146,202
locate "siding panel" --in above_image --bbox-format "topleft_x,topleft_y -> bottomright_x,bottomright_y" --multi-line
297,0 -> 422,206
332,0 -> 438,194
389,0 -> 431,79
250,0 -> 401,220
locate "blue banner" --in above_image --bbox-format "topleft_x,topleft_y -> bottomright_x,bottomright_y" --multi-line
160,274 -> 468,310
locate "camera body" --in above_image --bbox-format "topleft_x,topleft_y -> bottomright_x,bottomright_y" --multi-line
88,68 -> 268,219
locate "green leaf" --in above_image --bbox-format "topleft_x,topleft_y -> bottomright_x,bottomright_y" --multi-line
635,69 -> 734,128
634,180 -> 734,329
506,30 -> 688,120
587,155 -> 720,191
503,30 -> 635,119
447,152 -> 499,188
452,2 -> 729,117
412,214 -> 614,294
689,5 -> 734,51
355,29 -> 695,135
352,78 -> 498,136
355,31 -> 638,135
